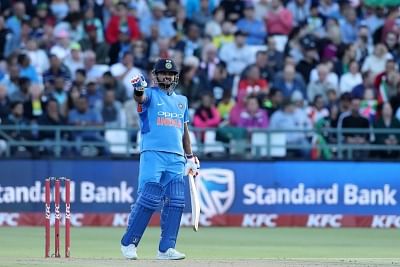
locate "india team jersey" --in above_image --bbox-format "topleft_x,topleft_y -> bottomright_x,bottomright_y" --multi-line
138,87 -> 189,156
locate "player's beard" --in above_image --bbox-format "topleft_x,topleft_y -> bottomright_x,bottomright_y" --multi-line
156,75 -> 178,95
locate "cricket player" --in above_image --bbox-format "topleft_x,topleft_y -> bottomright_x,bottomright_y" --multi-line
120,58 -> 200,260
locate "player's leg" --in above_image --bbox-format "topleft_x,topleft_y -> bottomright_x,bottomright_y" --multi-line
121,151 -> 164,258
158,153 -> 186,260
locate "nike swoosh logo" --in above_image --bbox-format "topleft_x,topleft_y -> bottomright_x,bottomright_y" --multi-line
157,103 -> 164,106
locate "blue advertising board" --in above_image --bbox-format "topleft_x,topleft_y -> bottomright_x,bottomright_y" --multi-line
0,160 -> 399,215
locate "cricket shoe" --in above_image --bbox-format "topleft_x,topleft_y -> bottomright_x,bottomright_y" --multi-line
157,248 -> 186,260
121,244 -> 138,260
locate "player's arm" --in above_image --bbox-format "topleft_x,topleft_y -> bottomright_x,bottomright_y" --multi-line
132,75 -> 148,104
183,123 -> 200,176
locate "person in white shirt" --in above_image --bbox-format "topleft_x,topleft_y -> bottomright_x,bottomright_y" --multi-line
362,43 -> 392,78
339,60 -> 363,93
25,39 -> 49,77
219,30 -> 254,76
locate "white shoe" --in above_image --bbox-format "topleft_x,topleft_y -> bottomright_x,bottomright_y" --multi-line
157,248 -> 186,260
121,244 -> 138,260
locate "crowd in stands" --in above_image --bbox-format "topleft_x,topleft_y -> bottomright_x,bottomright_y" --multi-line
0,0 -> 400,159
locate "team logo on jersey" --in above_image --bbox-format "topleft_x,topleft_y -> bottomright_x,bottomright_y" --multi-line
178,103 -> 184,109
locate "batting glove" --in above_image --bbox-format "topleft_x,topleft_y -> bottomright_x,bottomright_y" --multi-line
131,74 -> 147,92
185,155 -> 200,177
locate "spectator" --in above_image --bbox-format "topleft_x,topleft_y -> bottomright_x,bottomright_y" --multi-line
340,8 -> 359,45
105,2 -> 140,44
296,40 -> 319,84
23,83 -> 46,122
80,23 -> 109,64
374,102 -> 400,158
173,6 -> 192,41
96,88 -> 124,128
111,51 -> 143,99
219,30 -> 254,76
18,53 -> 39,84
6,1 -> 29,56
261,88 -> 283,117
266,36 -> 285,73
186,0 -> 216,20
100,71 -> 126,103
0,84 -> 10,121
0,15 -> 13,60
307,64 -> 337,104
375,59 -> 400,103
83,50 -> 109,82
236,2 -> 266,45
43,54 -> 71,91
237,95 -> 269,129
50,29 -> 71,61
37,98 -> 68,153
10,77 -> 30,103
217,90 -> 235,123
360,88 -> 378,123
362,43 -> 391,78
318,0 -> 340,19
205,7 -> 224,38
140,2 -> 175,39
191,0 -> 213,31
200,61 -> 233,103
64,42 -> 84,79
25,39 -> 50,77
180,23 -> 202,58
2,101 -> 32,154
193,93 -> 220,128
54,11 -> 84,43
243,50 -> 273,82
212,21 -> 235,49
307,94 -> 330,126
67,94 -> 106,156
108,24 -> 134,65
219,0 -> 244,23
265,0 -> 293,36
83,5 -> 105,43
341,97 -> 370,159
229,90 -> 247,126
287,0 -> 310,27
306,3 -> 324,37
269,99 -> 310,158
85,79 -> 103,110
50,76 -> 68,115
176,64 -> 201,107
238,65 -> 269,95
198,43 -> 220,82
0,63 -> 20,96
310,61 -> 339,90
49,0 -> 69,22
339,60 -> 363,94
273,64 -> 306,99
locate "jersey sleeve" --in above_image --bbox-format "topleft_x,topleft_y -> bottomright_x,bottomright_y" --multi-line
137,88 -> 153,113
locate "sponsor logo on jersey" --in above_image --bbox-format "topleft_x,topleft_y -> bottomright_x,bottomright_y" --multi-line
156,111 -> 183,128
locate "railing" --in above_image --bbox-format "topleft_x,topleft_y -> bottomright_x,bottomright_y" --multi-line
0,125 -> 399,160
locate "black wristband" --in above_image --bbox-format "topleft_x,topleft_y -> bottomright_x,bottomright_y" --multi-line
186,154 -> 194,159
134,89 -> 144,97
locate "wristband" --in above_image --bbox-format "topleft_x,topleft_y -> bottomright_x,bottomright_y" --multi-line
134,89 -> 144,97
185,154 -> 194,159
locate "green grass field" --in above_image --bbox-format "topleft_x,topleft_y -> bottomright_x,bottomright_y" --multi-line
0,227 -> 399,267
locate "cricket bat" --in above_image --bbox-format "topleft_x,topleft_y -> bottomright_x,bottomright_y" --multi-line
188,173 -> 200,232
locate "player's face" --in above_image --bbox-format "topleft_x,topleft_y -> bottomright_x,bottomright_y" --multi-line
156,71 -> 175,85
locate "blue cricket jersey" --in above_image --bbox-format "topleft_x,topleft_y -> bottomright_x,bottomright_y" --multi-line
138,87 -> 189,156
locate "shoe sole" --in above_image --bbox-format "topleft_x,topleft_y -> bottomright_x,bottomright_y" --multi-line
156,256 -> 185,260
